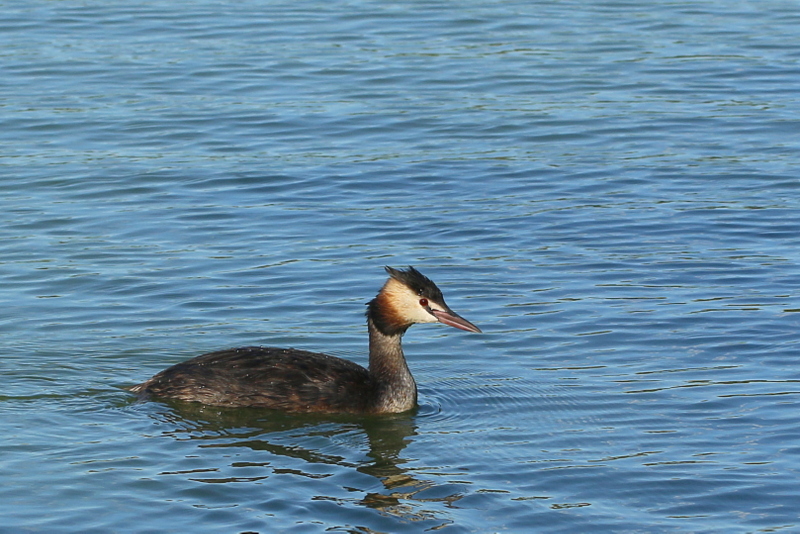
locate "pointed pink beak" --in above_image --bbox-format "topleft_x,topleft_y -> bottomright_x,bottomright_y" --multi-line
431,309 -> 482,333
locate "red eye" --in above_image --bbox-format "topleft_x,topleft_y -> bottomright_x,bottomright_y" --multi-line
419,298 -> 429,307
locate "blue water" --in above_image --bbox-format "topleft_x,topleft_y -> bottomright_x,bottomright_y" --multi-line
2,1 -> 800,532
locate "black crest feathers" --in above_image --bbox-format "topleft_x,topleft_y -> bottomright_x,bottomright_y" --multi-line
384,266 -> 444,302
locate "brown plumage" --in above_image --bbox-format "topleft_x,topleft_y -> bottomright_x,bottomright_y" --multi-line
130,266 -> 481,414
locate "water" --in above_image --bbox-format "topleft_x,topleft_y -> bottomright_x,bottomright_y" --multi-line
2,0 -> 800,532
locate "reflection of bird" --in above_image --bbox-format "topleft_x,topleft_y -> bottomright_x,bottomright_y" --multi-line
131,266 -> 481,413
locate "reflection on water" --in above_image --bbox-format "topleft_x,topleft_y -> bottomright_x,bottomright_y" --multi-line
145,400 -> 463,527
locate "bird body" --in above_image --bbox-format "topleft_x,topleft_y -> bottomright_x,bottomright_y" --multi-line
131,266 -> 480,414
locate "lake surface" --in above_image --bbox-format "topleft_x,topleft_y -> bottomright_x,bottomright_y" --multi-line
2,1 -> 800,532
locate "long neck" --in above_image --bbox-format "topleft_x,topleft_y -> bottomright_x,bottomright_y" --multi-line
367,316 -> 417,413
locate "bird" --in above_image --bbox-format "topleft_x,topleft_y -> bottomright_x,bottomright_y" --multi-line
130,266 -> 481,414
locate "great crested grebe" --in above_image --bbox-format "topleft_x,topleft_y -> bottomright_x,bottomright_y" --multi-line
130,266 -> 481,414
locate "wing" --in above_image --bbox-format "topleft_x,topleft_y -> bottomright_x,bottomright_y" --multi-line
131,346 -> 375,412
